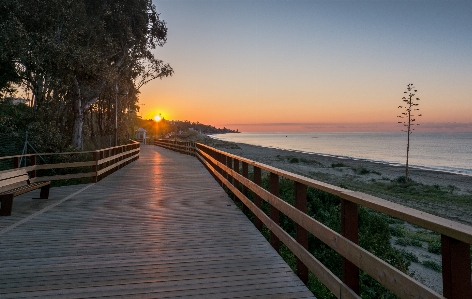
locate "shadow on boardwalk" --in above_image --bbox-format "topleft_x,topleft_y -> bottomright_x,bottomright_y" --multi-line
0,145 -> 314,298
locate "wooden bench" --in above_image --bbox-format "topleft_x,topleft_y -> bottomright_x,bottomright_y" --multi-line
0,168 -> 50,216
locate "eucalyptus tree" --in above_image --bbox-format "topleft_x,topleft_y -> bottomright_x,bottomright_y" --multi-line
0,0 -> 173,149
397,84 -> 421,181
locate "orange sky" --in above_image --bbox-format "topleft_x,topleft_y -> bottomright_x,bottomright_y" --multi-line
138,1 -> 472,132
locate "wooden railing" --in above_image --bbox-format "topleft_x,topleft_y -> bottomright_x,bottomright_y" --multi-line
154,139 -> 195,156
0,141 -> 140,183
154,142 -> 472,299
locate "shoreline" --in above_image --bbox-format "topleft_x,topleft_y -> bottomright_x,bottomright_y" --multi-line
266,146 -> 472,177
210,135 -> 472,177
219,140 -> 472,195
202,137 -> 472,226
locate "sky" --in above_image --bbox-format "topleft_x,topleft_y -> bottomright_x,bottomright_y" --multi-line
139,0 -> 472,132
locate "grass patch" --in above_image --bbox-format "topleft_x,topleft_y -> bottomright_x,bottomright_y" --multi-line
422,260 -> 442,272
398,249 -> 419,263
395,237 -> 423,248
427,240 -> 442,255
331,174 -> 472,209
331,162 -> 346,168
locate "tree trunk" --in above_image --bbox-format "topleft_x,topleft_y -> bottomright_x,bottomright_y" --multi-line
72,98 -> 84,149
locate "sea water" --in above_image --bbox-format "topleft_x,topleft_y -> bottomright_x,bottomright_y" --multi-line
212,132 -> 472,176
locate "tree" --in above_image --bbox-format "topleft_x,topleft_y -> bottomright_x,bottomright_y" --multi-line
397,84 -> 421,182
0,0 -> 173,149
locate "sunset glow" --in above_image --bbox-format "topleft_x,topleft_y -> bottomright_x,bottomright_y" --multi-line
153,115 -> 162,122
139,1 -> 472,132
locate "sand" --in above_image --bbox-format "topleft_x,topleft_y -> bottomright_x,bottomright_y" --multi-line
199,137 -> 472,294
202,138 -> 472,226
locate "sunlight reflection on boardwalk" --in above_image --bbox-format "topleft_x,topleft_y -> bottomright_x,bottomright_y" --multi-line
0,145 -> 314,298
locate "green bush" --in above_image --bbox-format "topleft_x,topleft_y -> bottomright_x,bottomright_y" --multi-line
422,260 -> 442,272
399,250 -> 419,263
427,240 -> 441,254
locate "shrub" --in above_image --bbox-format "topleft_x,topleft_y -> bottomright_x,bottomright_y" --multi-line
422,260 -> 442,272
427,240 -> 441,254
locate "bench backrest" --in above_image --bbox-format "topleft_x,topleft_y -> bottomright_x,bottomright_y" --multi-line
0,169 -> 30,193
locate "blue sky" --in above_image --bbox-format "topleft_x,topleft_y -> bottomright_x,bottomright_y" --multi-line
140,0 -> 472,131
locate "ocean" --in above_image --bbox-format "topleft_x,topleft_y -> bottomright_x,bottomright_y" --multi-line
211,132 -> 472,176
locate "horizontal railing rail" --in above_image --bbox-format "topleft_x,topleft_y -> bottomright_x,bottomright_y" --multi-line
154,139 -> 195,156
155,141 -> 472,299
0,141 -> 140,183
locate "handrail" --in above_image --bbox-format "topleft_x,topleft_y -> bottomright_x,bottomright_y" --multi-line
155,141 -> 472,299
1,141 -> 140,183
154,139 -> 196,156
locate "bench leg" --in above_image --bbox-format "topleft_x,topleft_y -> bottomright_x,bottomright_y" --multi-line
40,184 -> 50,199
0,194 -> 14,216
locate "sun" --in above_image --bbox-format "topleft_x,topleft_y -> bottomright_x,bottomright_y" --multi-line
154,115 -> 162,122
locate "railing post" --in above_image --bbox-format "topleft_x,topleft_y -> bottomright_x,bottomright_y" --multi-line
212,149 -> 222,186
269,172 -> 280,252
13,157 -> 19,168
233,158 -> 240,204
30,155 -> 37,179
341,199 -> 360,294
441,235 -> 472,298
253,166 -> 263,231
227,156 -> 234,200
242,162 -> 249,215
221,153 -> 228,192
99,150 -> 104,181
92,151 -> 98,182
295,181 -> 308,284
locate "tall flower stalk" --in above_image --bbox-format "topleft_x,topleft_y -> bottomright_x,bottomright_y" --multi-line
397,84 -> 421,182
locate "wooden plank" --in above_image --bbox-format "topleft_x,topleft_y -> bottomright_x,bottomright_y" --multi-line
33,161 -> 96,170
97,153 -> 139,175
98,148 -> 139,165
30,172 -> 95,182
0,145 -> 312,299
0,168 -> 26,180
198,149 -> 446,299
0,174 -> 29,189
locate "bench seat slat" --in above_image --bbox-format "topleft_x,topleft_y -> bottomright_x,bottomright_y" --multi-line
10,182 -> 50,197
0,174 -> 29,190
0,168 -> 27,180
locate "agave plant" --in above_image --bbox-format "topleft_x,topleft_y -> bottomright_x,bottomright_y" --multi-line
397,84 -> 421,182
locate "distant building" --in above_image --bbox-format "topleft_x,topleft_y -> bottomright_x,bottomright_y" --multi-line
136,128 -> 147,144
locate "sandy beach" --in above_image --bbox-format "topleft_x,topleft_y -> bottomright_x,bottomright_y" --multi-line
202,137 -> 472,226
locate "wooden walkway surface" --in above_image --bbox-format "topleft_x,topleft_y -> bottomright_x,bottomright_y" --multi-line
0,145 -> 314,298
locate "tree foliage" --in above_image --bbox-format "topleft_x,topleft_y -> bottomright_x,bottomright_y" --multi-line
0,0 -> 173,151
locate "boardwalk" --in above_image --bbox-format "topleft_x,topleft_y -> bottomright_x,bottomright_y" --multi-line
0,145 -> 314,298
